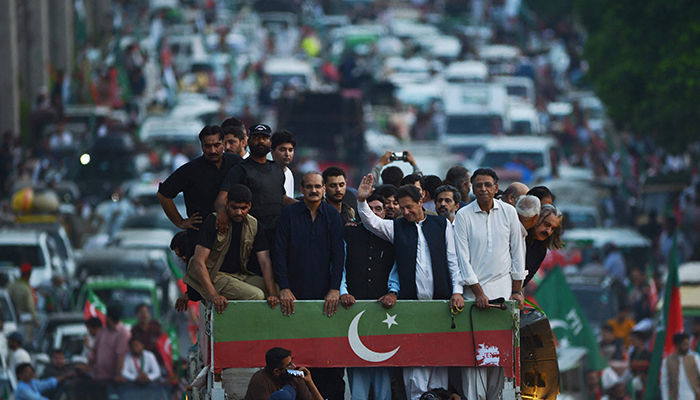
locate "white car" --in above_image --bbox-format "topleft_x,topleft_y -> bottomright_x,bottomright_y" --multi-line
0,229 -> 65,287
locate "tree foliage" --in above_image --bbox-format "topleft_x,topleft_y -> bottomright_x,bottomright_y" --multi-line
577,0 -> 700,153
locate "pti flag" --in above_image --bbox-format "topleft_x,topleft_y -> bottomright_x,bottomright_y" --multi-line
643,231 -> 684,400
210,300 -> 518,373
534,267 -> 607,371
84,289 -> 107,325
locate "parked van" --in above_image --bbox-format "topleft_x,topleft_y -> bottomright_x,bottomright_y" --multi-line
443,83 -> 509,157
508,104 -> 542,135
466,136 -> 558,186
493,76 -> 536,106
263,57 -> 318,98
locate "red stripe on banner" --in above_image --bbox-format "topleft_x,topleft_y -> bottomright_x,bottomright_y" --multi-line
663,286 -> 684,357
212,330 -> 514,373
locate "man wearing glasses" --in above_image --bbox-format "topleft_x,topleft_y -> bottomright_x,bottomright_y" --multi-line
273,171 -> 346,400
453,168 -> 526,400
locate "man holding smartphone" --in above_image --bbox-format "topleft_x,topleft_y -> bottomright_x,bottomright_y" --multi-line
245,347 -> 324,400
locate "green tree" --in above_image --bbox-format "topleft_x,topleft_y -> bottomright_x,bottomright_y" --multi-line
577,0 -> 700,153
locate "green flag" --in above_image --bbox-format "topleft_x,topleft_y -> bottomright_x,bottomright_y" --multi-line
534,267 -> 608,371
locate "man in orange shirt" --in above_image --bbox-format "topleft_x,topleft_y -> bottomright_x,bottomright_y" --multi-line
606,306 -> 636,349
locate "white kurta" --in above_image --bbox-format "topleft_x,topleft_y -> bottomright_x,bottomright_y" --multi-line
358,201 -> 463,297
453,198 -> 526,299
452,198 -> 526,400
661,352 -> 700,400
283,167 -> 295,197
121,349 -> 161,382
358,200 -> 460,400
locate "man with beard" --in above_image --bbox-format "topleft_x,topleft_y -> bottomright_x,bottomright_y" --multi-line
185,184 -> 279,313
271,130 -> 297,198
158,125 -> 243,252
444,166 -> 471,209
375,185 -> 400,220
434,185 -> 461,226
523,204 -> 564,287
339,193 -> 394,400
661,333 -> 700,400
274,172 -> 345,400
245,347 -> 323,400
221,117 -> 249,158
322,166 -> 357,225
215,124 -> 296,250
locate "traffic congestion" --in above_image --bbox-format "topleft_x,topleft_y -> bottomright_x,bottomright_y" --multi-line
1,1 -> 700,400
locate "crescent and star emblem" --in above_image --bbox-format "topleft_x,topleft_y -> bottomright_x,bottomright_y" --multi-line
348,310 -> 401,362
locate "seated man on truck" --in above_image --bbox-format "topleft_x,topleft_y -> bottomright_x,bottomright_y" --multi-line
245,347 -> 323,400
184,184 -> 279,313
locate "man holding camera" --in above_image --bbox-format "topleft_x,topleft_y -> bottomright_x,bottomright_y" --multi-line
371,150 -> 422,187
245,347 -> 323,400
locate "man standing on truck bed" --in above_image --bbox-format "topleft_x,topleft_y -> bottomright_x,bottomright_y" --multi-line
273,171 -> 345,400
158,125 -> 242,254
214,124 -> 297,256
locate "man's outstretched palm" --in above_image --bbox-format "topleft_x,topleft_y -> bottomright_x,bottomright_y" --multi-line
357,174 -> 374,202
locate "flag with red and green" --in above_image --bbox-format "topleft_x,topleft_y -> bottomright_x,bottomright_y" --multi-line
209,300 -> 519,375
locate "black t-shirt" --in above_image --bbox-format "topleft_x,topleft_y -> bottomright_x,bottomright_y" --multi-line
158,153 -> 242,228
197,214 -> 268,274
220,158 -> 286,231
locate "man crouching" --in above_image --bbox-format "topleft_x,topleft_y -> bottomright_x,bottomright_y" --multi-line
184,184 -> 279,313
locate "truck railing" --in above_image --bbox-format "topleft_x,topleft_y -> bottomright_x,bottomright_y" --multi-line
196,299 -> 520,399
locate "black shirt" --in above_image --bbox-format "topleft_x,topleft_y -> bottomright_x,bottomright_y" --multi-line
524,238 -> 548,287
158,153 -> 242,229
197,214 -> 268,274
220,158 -> 286,231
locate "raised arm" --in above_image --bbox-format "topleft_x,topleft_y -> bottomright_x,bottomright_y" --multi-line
356,174 -> 394,243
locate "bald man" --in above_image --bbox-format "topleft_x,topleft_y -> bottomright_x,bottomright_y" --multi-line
502,182 -> 529,207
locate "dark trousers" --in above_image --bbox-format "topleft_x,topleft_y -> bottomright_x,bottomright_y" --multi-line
308,367 -> 346,400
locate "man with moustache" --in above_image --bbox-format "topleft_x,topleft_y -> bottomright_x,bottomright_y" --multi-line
374,185 -> 400,220
523,204 -> 564,287
215,124 -> 296,249
221,117 -> 249,158
271,130 -> 297,198
322,166 -> 357,225
158,125 -> 243,251
273,171 -> 346,400
453,168 -> 526,400
434,185 -> 461,226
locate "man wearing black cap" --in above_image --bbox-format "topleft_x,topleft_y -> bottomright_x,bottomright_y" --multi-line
158,125 -> 243,253
215,124 -> 297,258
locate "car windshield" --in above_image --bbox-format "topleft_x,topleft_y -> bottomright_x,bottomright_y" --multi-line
270,74 -> 307,88
511,121 -> 532,135
563,212 -> 598,229
446,115 -> 502,135
506,85 -> 528,97
481,151 -> 545,171
59,331 -> 87,358
570,287 -> 617,328
0,297 -> 14,322
0,245 -> 45,268
78,259 -> 168,282
92,288 -> 153,319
